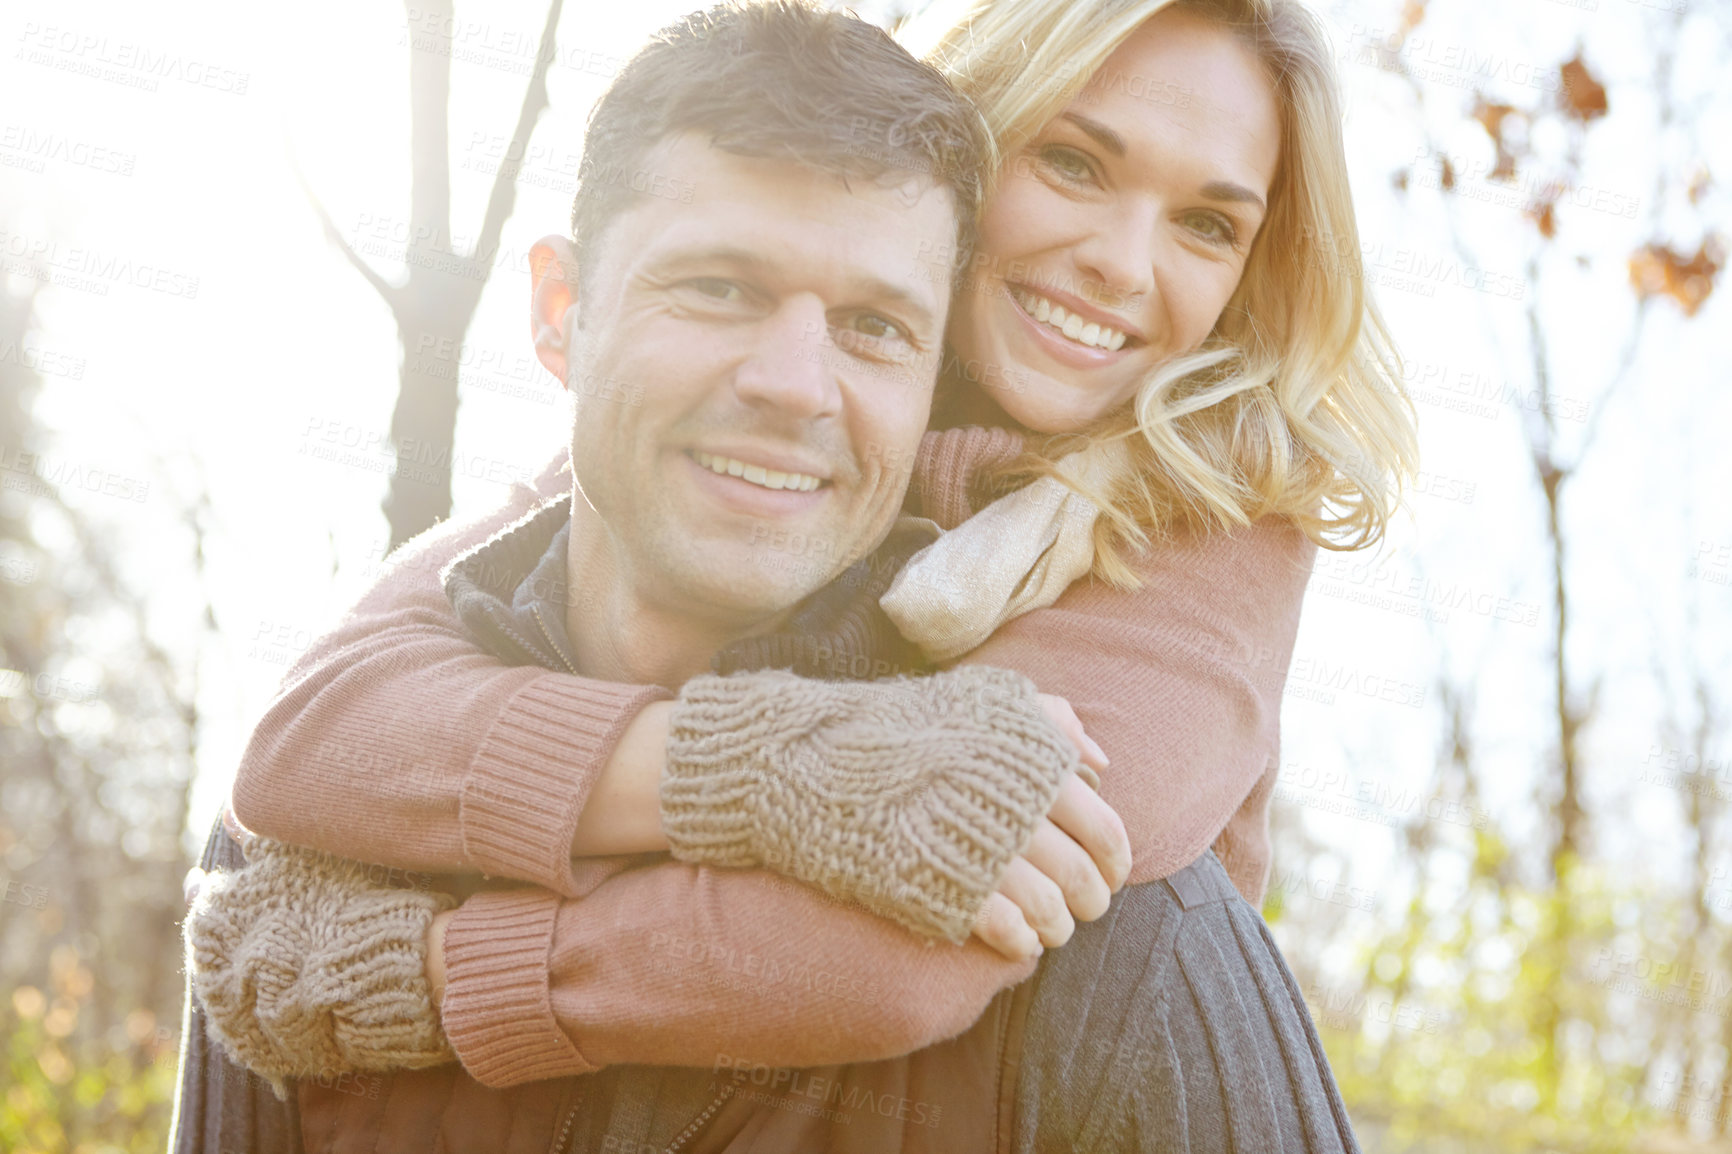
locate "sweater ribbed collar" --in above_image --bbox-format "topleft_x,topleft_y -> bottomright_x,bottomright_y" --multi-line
439,495 -> 936,685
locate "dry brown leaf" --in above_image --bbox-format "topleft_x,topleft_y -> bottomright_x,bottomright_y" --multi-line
1528,200 -> 1557,238
1472,97 -> 1523,183
1628,239 -> 1724,316
1559,54 -> 1608,122
1473,97 -> 1518,141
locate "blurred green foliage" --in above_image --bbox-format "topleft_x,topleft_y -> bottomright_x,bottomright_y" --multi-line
1,946 -> 180,1153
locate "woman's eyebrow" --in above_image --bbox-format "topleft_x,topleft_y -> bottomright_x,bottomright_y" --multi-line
1060,112 -> 1126,157
1201,181 -> 1267,213
1061,111 -> 1268,214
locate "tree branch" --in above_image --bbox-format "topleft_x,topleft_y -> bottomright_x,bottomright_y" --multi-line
292,157 -> 403,311
474,0 -> 567,265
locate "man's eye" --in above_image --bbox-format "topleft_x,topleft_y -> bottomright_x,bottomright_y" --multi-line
685,278 -> 745,302
832,314 -> 912,361
851,314 -> 905,342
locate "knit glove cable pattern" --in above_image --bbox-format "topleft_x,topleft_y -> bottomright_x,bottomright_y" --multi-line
185,834 -> 456,1097
661,665 -> 1079,943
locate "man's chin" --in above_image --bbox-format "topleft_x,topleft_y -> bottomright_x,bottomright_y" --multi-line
662,548 -> 840,622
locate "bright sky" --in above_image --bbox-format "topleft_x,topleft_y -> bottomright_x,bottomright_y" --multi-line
1,0 -> 1727,928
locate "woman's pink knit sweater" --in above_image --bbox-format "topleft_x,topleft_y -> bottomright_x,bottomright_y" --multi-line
229,426 -> 1317,1087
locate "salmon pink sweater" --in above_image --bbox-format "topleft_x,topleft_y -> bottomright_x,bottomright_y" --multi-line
229,426 -> 1317,1087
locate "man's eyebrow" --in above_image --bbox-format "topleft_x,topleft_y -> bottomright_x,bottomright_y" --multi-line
648,244 -> 939,334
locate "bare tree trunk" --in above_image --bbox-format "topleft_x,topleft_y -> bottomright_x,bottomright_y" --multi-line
307,0 -> 567,548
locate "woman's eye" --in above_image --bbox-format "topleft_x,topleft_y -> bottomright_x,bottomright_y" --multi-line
1038,145 -> 1097,185
1184,212 -> 1240,247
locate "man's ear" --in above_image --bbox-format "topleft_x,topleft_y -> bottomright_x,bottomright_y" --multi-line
529,235 -> 580,386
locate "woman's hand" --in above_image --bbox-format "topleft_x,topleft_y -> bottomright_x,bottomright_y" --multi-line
971,695 -> 1130,961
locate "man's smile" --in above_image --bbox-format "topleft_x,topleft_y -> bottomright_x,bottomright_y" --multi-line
689,449 -> 827,492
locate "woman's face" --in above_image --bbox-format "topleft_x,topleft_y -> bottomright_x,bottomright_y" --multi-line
948,8 -> 1282,433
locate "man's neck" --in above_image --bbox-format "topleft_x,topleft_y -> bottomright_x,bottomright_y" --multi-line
561,495 -> 777,688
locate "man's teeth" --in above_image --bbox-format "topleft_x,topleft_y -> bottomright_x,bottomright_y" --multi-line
1011,287 -> 1128,351
692,451 -> 822,492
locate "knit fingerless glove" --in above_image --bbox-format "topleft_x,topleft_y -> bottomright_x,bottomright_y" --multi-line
661,664 -> 1079,943
185,835 -> 456,1098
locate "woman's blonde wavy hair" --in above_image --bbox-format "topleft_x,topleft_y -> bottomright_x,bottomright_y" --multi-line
900,0 -> 1419,585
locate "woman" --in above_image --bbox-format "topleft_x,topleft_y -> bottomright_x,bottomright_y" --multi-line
185,0 -> 1414,1149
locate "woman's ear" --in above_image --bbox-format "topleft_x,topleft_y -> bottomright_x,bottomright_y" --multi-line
529,235 -> 580,386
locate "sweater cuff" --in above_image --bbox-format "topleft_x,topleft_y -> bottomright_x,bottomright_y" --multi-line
439,888 -> 596,1087
459,678 -> 671,895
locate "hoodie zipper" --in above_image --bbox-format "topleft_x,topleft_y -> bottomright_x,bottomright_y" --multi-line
549,1082 -> 582,1154
536,581 -> 728,1154
663,1081 -> 737,1154
532,605 -> 581,676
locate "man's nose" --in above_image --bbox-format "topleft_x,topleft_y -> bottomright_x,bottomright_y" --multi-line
733,294 -> 840,419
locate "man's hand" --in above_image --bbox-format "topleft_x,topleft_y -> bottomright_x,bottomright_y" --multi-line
972,695 -> 1130,961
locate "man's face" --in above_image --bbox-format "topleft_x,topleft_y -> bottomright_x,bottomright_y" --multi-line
557,135 -> 956,623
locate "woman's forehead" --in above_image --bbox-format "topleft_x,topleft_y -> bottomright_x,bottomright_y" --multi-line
1067,10 -> 1281,195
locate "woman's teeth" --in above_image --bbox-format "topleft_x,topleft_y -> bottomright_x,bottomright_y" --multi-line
1011,287 -> 1128,352
692,451 -> 822,492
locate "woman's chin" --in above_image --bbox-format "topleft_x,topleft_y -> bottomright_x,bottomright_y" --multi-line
989,371 -> 1117,435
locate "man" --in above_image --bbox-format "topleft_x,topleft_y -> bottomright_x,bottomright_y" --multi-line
175,4 -> 1109,1150
174,3 -> 1360,1151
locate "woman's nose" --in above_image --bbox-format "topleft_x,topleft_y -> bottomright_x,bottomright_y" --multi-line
1072,202 -> 1159,313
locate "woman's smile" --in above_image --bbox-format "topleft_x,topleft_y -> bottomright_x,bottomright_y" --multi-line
1002,281 -> 1140,370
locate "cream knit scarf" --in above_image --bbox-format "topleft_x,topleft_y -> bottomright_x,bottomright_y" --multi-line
881,439 -> 1130,663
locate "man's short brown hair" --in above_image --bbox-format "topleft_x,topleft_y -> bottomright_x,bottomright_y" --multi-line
570,0 -> 988,290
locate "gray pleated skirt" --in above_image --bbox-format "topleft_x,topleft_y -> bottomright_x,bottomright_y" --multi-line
1008,852 -> 1362,1152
